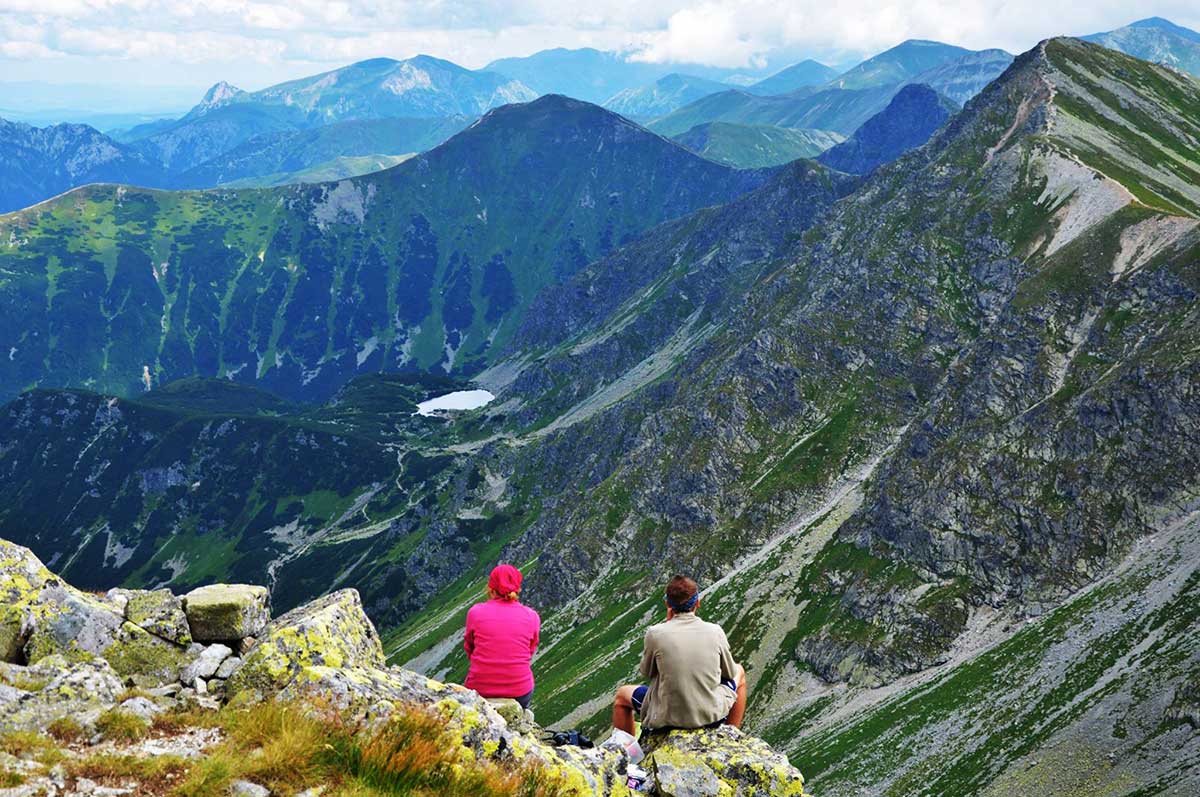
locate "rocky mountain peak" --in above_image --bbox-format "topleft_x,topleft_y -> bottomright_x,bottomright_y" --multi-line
195,80 -> 245,112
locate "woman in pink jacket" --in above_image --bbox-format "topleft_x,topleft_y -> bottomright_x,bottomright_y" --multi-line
464,564 -> 541,708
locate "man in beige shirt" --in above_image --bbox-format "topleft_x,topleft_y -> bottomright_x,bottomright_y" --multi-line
612,574 -> 748,734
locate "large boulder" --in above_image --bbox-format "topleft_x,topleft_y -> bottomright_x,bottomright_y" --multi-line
643,725 -> 807,797
226,589 -> 383,698
0,539 -> 125,665
183,584 -> 270,642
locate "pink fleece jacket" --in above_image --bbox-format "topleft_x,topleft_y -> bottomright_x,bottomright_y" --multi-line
463,598 -> 541,697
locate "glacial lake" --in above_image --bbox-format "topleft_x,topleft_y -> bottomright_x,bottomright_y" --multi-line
415,389 -> 496,416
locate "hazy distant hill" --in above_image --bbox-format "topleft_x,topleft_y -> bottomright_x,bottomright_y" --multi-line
1083,16 -> 1200,76
122,56 -> 535,173
650,40 -> 1010,136
175,116 -> 471,188
746,60 -> 841,95
0,117 -> 167,212
818,83 -> 957,174
674,122 -> 843,168
483,47 -> 768,102
603,73 -> 731,118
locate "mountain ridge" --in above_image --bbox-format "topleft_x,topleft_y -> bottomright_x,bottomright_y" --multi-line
0,94 -> 773,404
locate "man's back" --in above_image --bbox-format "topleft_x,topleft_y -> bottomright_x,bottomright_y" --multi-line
639,612 -> 737,729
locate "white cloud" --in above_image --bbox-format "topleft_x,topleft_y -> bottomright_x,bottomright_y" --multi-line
1,0 -> 1199,102
629,0 -> 1200,67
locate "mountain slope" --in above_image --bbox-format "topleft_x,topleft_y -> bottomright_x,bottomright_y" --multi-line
827,39 -> 974,90
1083,16 -> 1200,76
818,83 -> 957,174
174,116 -> 470,188
603,73 -> 730,118
0,117 -> 167,212
123,57 -> 534,173
747,60 -> 840,95
367,39 -> 1200,797
674,122 -> 843,168
239,56 -> 536,121
0,151 -> 856,631
649,44 -> 1009,137
906,49 -> 1014,103
0,95 -> 771,403
220,153 -> 416,188
125,103 -> 307,172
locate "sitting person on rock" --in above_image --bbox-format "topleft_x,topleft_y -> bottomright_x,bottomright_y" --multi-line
464,563 -> 541,709
612,574 -> 747,735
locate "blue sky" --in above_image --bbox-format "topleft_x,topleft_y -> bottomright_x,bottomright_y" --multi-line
1,0 -> 1198,112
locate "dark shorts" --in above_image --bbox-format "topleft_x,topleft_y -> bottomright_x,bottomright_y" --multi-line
514,688 -> 533,709
631,678 -> 737,715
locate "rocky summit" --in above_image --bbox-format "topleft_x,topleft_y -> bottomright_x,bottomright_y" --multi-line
0,538 -> 805,796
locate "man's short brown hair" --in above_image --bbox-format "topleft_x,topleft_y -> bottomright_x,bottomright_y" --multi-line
665,574 -> 699,612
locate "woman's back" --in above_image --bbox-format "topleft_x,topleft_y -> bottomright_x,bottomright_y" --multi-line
464,598 -> 540,698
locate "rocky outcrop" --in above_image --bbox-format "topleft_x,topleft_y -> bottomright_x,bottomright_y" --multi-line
0,536 -> 807,796
643,726 -> 806,797
226,589 -> 384,699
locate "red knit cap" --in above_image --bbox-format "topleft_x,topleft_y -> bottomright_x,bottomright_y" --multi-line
488,564 -> 523,598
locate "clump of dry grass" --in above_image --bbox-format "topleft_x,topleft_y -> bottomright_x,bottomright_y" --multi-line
0,769 -> 26,788
47,716 -> 88,744
328,705 -> 569,797
151,706 -> 222,735
96,709 -> 150,743
69,752 -> 191,784
176,701 -> 569,797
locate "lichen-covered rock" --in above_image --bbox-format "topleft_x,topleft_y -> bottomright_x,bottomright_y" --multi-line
488,697 -> 537,734
0,655 -> 124,732
118,695 -> 165,720
0,604 -> 32,662
104,622 -> 190,684
226,589 -> 382,698
183,584 -> 270,642
279,665 -> 632,796
229,781 -> 270,797
643,725 -> 806,797
23,584 -> 125,664
124,589 -> 192,645
1,539 -> 127,665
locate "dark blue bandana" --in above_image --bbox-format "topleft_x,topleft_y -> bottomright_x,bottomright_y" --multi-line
667,590 -> 700,613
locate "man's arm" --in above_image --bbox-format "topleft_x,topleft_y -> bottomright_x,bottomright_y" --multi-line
639,628 -> 657,680
718,628 -> 737,681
